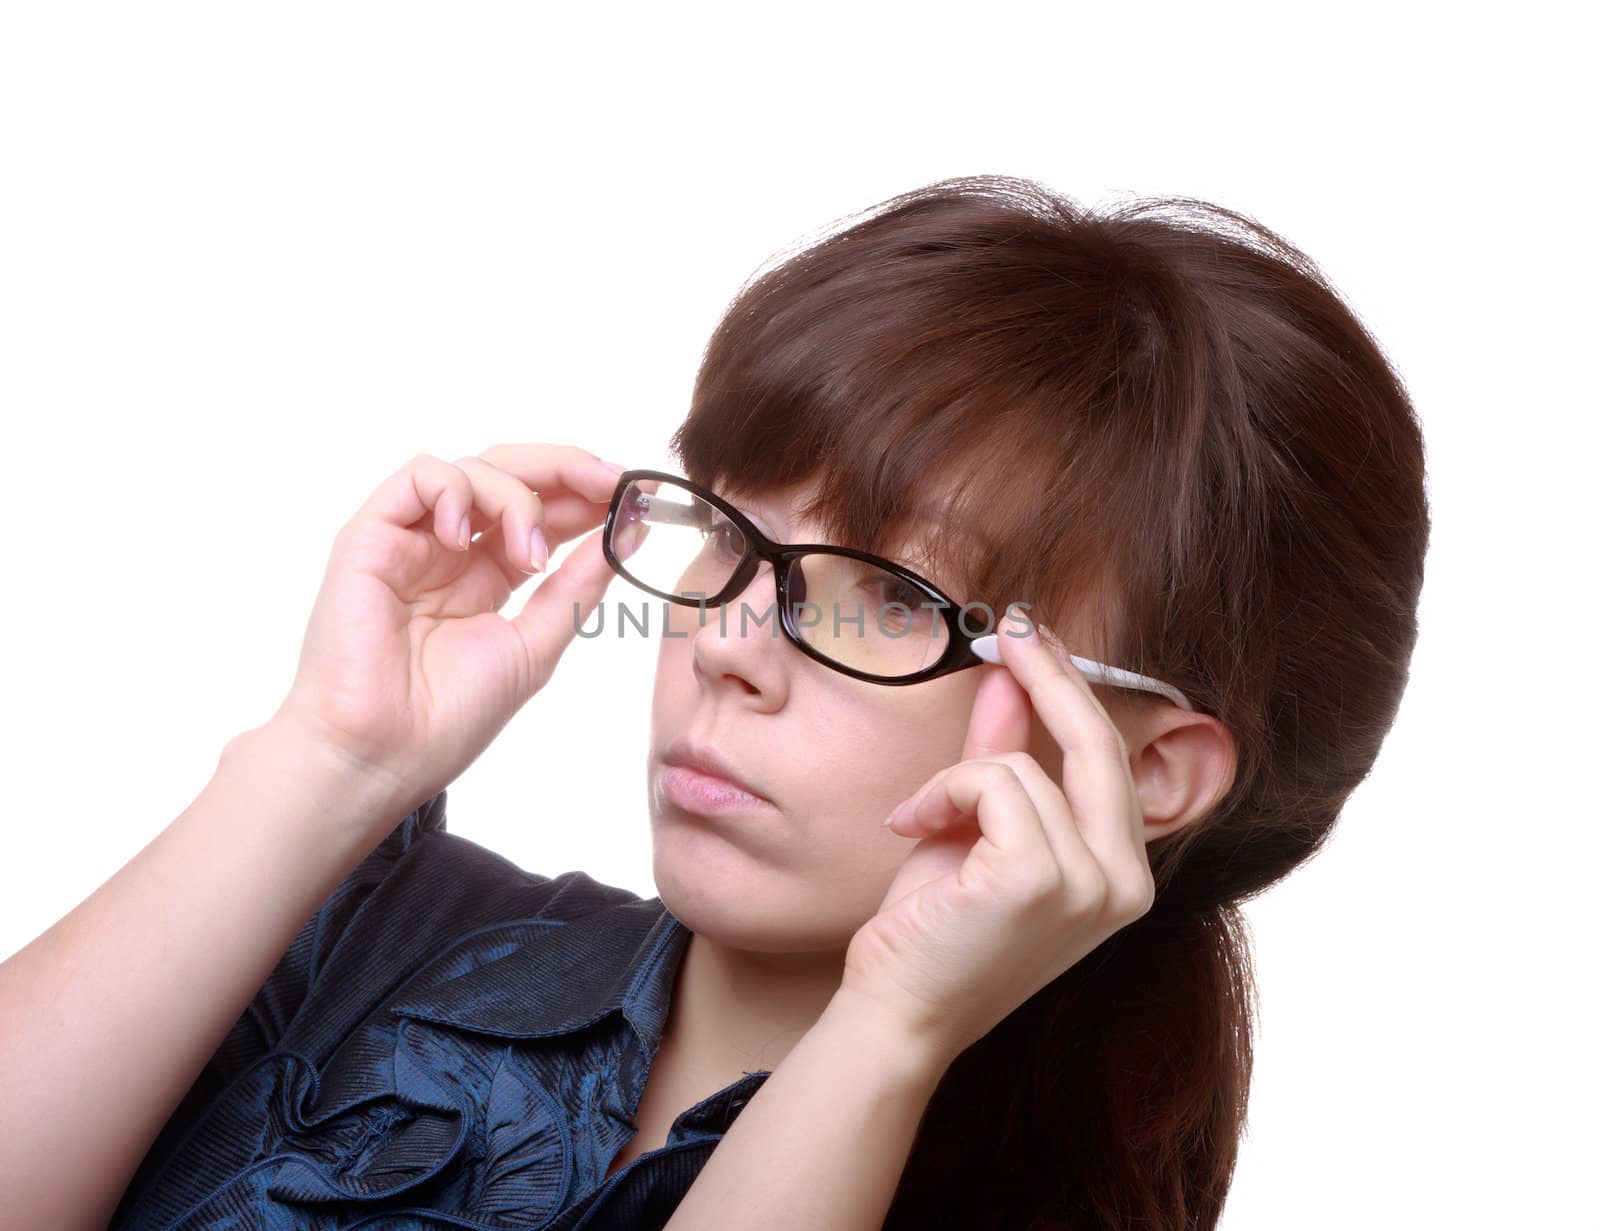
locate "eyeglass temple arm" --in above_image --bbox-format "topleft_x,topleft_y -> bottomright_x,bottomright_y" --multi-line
628,492 -> 709,530
968,634 -> 1195,712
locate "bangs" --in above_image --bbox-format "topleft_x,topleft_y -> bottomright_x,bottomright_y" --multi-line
676,394 -> 1030,600
666,177 -> 1147,659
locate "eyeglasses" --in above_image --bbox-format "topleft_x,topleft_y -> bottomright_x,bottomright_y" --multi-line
602,469 -> 1193,707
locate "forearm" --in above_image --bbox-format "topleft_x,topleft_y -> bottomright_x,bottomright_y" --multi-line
0,721 -> 409,1231
662,986 -> 952,1231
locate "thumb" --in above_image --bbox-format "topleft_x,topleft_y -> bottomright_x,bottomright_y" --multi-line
509,526 -> 617,684
959,662 -> 1033,761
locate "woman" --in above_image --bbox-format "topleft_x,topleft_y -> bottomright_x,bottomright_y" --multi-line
0,174 -> 1429,1230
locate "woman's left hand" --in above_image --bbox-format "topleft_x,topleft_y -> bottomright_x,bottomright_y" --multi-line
839,610 -> 1158,1067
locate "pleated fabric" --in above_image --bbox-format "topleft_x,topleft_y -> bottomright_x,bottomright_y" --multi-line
107,789 -> 772,1230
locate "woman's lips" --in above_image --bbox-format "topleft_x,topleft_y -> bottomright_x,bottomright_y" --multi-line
657,763 -> 776,815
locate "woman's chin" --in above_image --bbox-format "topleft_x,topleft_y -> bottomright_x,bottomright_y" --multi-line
651,822 -> 776,900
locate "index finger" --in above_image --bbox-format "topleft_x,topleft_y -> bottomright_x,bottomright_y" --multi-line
990,610 -> 1144,854
476,443 -> 625,539
478,442 -> 623,498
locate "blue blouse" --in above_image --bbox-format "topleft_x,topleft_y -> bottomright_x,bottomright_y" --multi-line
107,789 -> 773,1230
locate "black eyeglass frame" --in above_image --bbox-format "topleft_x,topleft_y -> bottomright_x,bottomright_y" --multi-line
602,469 -> 995,687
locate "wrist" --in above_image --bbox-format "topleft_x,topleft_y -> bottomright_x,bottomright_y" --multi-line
219,719 -> 419,845
820,983 -> 960,1090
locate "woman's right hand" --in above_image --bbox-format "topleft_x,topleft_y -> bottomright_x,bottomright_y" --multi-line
267,443 -> 626,807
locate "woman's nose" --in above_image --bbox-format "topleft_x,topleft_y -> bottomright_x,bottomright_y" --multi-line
682,561 -> 791,692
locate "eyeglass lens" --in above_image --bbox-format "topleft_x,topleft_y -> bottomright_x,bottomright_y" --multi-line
610,477 -> 953,679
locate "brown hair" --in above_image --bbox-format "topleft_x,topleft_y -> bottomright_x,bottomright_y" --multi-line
668,174 -> 1430,1229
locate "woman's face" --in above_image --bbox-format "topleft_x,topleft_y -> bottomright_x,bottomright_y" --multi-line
645,476 -> 1061,954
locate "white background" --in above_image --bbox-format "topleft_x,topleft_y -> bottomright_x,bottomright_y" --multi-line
1,4 -> 1593,1227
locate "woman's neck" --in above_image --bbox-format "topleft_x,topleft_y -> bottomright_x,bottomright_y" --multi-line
661,928 -> 846,1086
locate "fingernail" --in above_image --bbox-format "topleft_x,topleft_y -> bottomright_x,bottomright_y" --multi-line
457,514 -> 472,550
529,527 -> 548,572
1005,608 -> 1035,640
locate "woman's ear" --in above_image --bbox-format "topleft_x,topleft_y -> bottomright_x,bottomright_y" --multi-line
1025,686 -> 1236,841
1119,703 -> 1237,840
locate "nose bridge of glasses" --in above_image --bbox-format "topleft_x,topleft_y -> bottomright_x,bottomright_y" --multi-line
715,546 -> 780,615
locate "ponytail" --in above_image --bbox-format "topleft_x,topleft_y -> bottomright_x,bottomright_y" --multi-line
883,896 -> 1257,1230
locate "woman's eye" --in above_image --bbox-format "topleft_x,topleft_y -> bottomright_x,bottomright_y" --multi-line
870,574 -> 927,616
